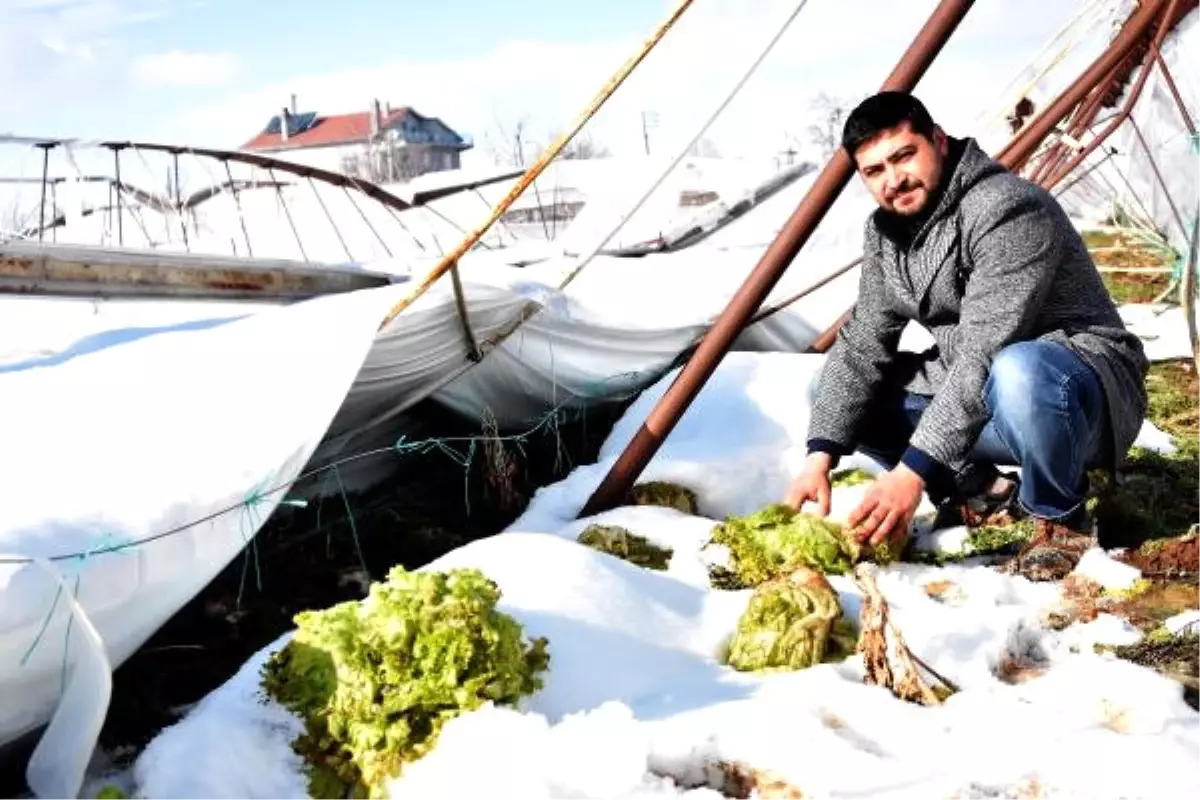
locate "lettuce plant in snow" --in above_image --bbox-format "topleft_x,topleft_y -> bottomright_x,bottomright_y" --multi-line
708,504 -> 902,588
629,481 -> 699,514
261,566 -> 549,799
709,504 -> 854,585
726,567 -> 848,671
578,524 -> 673,570
831,468 -> 875,487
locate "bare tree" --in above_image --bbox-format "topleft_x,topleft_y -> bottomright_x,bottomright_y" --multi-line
806,92 -> 861,160
482,114 -> 534,167
554,130 -> 611,160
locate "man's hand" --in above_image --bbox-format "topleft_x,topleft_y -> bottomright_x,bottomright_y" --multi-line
847,463 -> 924,549
784,452 -> 833,516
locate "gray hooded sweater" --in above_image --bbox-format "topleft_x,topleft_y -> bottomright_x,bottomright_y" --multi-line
806,137 -> 1149,494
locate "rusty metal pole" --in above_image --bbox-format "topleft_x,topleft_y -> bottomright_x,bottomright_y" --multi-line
1155,34 -> 1198,337
578,0 -> 978,518
998,0 -> 1168,168
1052,146 -> 1117,199
1031,68 -> 1124,184
1128,116 -> 1189,240
1155,52 -> 1197,138
808,308 -> 853,354
1027,74 -> 1115,183
1045,0 -> 1182,189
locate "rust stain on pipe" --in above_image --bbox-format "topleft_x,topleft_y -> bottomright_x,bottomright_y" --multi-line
578,0 -> 978,518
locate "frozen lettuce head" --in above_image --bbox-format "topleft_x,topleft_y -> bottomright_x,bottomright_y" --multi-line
726,567 -> 848,671
578,524 -> 673,570
709,504 -> 853,585
628,481 -> 700,514
261,566 -> 550,799
831,468 -> 875,487
709,504 -> 903,587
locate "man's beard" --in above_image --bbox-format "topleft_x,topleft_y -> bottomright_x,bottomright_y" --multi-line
885,180 -> 927,216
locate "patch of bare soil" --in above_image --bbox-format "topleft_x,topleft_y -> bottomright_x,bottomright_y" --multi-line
1115,533 -> 1199,578
1108,580 -> 1200,631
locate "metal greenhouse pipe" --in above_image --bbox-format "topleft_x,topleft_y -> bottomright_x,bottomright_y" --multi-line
1155,52 -> 1197,138
578,0 -> 978,518
1020,58 -> 1123,178
998,0 -> 1169,168
1030,70 -> 1121,184
808,308 -> 852,354
1045,0 -> 1184,190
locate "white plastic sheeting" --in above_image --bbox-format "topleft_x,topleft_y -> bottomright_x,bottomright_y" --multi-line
428,173 -> 873,426
1055,7 -> 1199,256
0,284 -> 408,792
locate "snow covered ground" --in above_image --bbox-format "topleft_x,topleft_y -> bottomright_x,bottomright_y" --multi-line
115,352 -> 1200,800
1118,304 -> 1196,363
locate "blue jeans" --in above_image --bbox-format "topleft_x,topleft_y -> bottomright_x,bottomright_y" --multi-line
856,340 -> 1111,521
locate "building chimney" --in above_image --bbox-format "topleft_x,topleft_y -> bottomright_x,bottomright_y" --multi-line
281,107 -> 290,141
385,101 -> 392,117
369,98 -> 381,139
290,93 -> 297,114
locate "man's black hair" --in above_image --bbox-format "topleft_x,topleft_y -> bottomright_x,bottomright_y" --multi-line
841,92 -> 938,159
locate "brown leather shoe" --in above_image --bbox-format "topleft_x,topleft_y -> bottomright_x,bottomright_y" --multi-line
998,514 -> 1096,582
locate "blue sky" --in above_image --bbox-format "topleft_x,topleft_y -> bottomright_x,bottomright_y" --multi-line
0,0 -> 1101,162
0,0 -> 665,143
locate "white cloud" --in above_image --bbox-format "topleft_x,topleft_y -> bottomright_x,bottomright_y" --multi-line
160,0 -> 1100,161
0,0 -> 180,118
130,49 -> 239,86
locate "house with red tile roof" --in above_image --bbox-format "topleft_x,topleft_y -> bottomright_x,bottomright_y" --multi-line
240,98 -> 473,183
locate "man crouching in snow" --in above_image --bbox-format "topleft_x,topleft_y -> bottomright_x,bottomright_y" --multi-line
784,91 -> 1148,558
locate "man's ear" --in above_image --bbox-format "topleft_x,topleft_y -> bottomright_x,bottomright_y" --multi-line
934,126 -> 948,156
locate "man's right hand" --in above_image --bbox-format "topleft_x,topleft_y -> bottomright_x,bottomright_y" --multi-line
784,452 -> 833,516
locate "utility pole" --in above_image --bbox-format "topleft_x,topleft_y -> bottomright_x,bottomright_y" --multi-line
641,110 -> 659,155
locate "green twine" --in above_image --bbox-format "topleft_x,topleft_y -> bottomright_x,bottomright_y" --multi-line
332,465 -> 370,582
20,532 -> 133,690
20,583 -> 64,669
400,437 -> 478,514
389,369 -> 651,515
235,480 -> 269,610
59,574 -> 81,695
1171,219 -> 1199,285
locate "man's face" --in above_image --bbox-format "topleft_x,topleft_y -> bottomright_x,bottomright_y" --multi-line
853,121 -> 948,216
